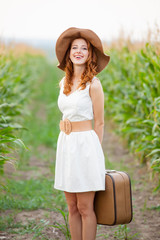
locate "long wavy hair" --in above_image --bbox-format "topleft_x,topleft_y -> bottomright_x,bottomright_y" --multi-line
62,38 -> 98,95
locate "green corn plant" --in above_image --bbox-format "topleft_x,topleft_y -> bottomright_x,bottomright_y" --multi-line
99,42 -> 160,192
0,50 -> 47,179
49,208 -> 71,240
113,224 -> 140,239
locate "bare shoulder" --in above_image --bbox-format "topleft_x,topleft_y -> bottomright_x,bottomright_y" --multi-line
90,77 -> 101,88
89,77 -> 103,97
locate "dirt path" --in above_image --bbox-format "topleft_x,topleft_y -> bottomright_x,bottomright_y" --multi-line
1,119 -> 160,240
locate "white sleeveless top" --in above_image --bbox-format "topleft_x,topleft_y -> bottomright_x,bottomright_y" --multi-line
54,75 -> 106,193
57,76 -> 97,121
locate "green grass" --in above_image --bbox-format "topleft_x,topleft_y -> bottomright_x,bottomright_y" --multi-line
0,178 -> 55,210
0,215 -> 52,239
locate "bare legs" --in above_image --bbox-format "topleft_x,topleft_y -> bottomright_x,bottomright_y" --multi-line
64,192 -> 82,240
64,191 -> 97,240
77,192 -> 97,240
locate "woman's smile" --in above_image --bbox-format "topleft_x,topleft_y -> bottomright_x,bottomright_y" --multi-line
74,55 -> 84,60
70,38 -> 89,65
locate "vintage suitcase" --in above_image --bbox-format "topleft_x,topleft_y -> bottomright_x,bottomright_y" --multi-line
94,170 -> 133,225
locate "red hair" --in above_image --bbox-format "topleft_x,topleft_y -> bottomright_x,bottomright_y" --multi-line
62,38 -> 98,95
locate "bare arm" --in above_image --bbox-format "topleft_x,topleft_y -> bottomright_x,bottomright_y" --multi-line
90,78 -> 105,145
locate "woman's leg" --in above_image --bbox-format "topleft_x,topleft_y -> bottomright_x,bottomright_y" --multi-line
77,191 -> 97,240
64,191 -> 82,240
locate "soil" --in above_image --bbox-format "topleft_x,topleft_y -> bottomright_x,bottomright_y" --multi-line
1,118 -> 160,240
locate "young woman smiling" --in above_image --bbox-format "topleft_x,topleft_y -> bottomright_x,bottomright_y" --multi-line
54,27 -> 110,240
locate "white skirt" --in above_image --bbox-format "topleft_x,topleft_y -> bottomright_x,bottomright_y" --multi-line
54,129 -> 106,192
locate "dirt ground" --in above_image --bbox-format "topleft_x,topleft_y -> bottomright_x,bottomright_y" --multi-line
1,119 -> 160,240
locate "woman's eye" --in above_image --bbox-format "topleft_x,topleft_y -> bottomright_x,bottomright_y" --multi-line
72,47 -> 87,50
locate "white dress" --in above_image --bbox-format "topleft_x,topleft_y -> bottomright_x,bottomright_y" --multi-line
54,76 -> 106,192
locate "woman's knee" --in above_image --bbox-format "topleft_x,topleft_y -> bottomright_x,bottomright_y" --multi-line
64,192 -> 79,216
77,192 -> 95,217
77,202 -> 93,218
68,202 -> 79,216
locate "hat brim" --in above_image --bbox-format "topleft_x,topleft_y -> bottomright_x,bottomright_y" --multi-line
55,27 -> 110,74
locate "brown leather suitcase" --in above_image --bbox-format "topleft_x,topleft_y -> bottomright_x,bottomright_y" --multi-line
94,170 -> 133,225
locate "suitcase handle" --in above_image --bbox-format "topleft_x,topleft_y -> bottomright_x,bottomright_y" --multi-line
105,169 -> 117,173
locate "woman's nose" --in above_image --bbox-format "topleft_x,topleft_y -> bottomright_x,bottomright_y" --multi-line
76,48 -> 81,53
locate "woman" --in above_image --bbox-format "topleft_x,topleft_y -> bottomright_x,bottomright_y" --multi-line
54,27 -> 110,240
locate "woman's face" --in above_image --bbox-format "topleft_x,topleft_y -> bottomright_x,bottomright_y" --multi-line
69,38 -> 89,66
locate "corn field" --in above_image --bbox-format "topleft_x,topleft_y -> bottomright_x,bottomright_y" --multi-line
0,48 -> 46,178
100,41 -> 160,191
1,38 -> 160,192
0,33 -> 160,239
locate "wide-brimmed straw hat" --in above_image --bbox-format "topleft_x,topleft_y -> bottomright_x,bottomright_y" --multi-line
55,27 -> 110,74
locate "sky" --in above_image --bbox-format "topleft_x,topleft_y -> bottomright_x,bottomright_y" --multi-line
0,0 -> 160,43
